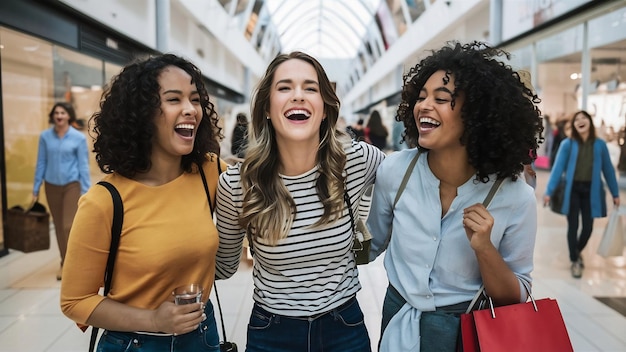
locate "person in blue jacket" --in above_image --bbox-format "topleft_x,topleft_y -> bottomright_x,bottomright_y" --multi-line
544,110 -> 620,279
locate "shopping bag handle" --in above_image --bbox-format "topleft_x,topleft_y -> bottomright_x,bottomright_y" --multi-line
484,280 -> 536,319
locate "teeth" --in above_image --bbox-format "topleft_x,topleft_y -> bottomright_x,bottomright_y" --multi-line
175,123 -> 195,130
419,117 -> 440,125
285,109 -> 311,117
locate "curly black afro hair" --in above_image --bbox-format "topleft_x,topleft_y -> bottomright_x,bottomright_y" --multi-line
91,54 -> 222,178
397,41 -> 543,182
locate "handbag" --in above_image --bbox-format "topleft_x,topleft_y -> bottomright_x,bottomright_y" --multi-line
345,192 -> 372,265
460,284 -> 573,352
5,201 -> 50,253
597,209 -> 625,257
549,178 -> 566,214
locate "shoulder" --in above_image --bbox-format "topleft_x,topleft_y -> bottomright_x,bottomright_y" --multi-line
379,148 -> 419,170
68,127 -> 86,140
346,140 -> 385,163
80,176 -> 124,214
220,163 -> 242,187
498,178 -> 536,207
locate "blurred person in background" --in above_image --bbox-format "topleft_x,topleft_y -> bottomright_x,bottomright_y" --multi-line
544,110 -> 620,279
365,110 -> 389,150
230,112 -> 249,158
33,102 -> 90,280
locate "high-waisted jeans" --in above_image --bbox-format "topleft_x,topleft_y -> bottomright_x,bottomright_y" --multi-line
246,296 -> 371,352
96,301 -> 219,352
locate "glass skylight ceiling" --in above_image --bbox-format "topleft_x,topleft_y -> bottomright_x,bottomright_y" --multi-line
265,0 -> 382,59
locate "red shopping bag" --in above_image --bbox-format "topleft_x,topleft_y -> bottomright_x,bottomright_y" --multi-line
460,297 -> 573,352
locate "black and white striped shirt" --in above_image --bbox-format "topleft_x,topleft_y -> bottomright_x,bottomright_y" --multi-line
215,141 -> 385,316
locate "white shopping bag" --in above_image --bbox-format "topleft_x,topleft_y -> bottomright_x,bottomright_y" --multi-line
597,209 -> 625,257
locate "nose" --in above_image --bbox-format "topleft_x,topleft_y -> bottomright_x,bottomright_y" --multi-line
292,88 -> 305,102
182,99 -> 197,116
416,98 -> 433,112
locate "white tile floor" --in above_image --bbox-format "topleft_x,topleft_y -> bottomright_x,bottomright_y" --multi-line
1,169 -> 626,352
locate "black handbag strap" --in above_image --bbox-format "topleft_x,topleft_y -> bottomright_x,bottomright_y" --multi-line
89,181 -> 124,352
198,159 -> 230,345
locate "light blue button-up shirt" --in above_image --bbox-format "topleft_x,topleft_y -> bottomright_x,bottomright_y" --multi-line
368,149 -> 536,351
33,126 -> 91,195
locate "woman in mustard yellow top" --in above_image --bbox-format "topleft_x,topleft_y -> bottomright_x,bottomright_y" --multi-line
60,54 -> 226,351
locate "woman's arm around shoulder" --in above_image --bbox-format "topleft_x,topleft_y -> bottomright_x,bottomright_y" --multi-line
366,149 -> 417,261
215,164 -> 246,279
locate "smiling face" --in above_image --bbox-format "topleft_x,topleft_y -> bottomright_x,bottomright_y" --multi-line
152,65 -> 201,162
572,111 -> 591,138
268,58 -> 325,147
52,106 -> 71,129
413,70 -> 465,152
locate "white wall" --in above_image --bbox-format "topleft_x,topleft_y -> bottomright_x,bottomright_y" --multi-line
60,0 -> 157,48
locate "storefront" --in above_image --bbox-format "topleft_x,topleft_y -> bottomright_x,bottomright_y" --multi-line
501,0 -> 626,160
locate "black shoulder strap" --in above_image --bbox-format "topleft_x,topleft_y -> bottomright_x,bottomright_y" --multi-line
89,181 -> 123,352
198,162 -> 217,214
198,158 -> 231,346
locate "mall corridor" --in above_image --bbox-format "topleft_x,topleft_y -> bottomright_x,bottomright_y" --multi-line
0,168 -> 625,351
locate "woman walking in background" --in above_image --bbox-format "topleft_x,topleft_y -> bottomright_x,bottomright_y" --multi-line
33,102 -> 90,280
544,110 -> 620,278
365,110 -> 388,150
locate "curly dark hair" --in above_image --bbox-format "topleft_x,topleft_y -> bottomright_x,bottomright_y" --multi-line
91,53 -> 222,178
397,41 -> 543,182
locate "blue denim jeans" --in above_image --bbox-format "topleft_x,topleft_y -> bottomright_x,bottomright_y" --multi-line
246,296 -> 371,352
381,285 -> 468,352
97,301 -> 219,352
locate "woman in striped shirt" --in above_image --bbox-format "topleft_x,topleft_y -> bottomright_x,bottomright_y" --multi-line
215,52 -> 385,352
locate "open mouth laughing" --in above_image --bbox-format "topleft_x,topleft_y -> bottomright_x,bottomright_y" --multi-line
175,123 -> 195,137
285,109 -> 311,121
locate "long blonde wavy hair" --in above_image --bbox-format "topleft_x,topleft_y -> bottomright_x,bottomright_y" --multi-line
240,52 -> 347,245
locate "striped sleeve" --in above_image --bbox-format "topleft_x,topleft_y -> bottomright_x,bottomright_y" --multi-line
215,164 -> 245,280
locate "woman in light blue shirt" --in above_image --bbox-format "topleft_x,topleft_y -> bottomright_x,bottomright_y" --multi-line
367,41 -> 543,352
33,102 -> 90,280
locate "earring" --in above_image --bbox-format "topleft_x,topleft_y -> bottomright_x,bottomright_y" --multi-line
266,116 -> 270,120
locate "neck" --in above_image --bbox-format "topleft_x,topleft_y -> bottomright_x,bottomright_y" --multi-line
134,156 -> 184,186
580,132 -> 589,142
277,140 -> 318,176
428,149 -> 475,187
55,124 -> 69,136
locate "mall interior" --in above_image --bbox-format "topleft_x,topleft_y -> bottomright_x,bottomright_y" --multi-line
0,0 -> 625,351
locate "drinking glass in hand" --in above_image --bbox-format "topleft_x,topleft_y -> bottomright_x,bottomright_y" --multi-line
173,284 -> 203,305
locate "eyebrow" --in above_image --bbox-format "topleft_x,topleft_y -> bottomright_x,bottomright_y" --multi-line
161,89 -> 199,95
275,79 -> 319,86
420,86 -> 453,94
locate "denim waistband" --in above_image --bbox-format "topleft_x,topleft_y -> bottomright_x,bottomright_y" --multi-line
255,296 -> 357,321
388,284 -> 471,314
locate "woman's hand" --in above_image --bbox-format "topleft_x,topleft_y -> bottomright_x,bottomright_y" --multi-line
152,301 -> 206,335
463,203 -> 495,251
614,197 -> 620,208
543,195 -> 550,208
